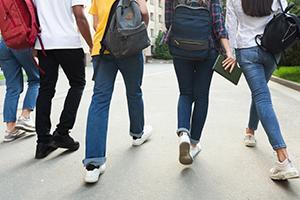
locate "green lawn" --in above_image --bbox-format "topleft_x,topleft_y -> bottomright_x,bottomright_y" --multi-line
0,74 -> 28,81
0,74 -> 4,81
273,66 -> 300,84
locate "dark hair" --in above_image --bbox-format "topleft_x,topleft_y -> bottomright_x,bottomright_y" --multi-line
242,0 -> 274,17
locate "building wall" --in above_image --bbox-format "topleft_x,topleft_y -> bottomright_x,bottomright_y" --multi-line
145,0 -> 166,57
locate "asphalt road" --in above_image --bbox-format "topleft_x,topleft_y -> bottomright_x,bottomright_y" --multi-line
0,63 -> 300,200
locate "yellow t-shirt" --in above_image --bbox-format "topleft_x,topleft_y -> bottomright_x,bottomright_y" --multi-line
89,0 -> 116,56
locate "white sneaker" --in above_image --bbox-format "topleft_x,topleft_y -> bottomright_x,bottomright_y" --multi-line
270,159 -> 299,180
4,129 -> 26,142
85,163 -> 106,183
190,143 -> 202,159
15,116 -> 35,132
244,134 -> 256,147
132,125 -> 152,146
179,132 -> 193,165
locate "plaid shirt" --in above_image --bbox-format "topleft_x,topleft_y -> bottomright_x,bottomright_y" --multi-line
165,0 -> 228,50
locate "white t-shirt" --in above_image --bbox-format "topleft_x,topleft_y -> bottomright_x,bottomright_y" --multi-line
226,0 -> 288,49
34,0 -> 87,50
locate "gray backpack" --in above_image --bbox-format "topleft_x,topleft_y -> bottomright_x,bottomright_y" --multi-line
102,0 -> 150,59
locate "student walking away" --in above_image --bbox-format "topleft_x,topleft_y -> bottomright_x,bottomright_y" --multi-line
83,0 -> 152,183
0,0 -> 43,142
226,0 -> 299,180
0,37 -> 39,142
34,0 -> 93,159
165,0 -> 236,165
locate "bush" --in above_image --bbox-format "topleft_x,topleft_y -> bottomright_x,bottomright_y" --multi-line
280,42 -> 300,66
153,31 -> 172,60
279,0 -> 300,66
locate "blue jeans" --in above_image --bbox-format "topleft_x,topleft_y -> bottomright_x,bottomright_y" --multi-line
173,50 -> 218,145
0,40 -> 39,123
83,54 -> 145,167
236,46 -> 286,150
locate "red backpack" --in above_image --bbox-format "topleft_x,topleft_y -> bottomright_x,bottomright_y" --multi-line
0,0 -> 42,49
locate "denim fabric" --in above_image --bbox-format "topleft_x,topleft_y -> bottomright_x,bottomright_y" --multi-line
173,50 -> 218,145
0,40 -> 39,122
236,46 -> 286,150
83,53 -> 145,167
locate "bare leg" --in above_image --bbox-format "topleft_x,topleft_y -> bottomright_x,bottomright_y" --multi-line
276,148 -> 289,162
20,108 -> 32,119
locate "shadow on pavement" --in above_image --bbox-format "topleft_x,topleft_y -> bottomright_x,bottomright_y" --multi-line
0,134 -> 35,154
0,158 -> 39,178
273,180 -> 300,197
44,149 -> 77,163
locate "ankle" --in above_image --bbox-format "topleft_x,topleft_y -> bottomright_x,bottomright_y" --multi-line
178,131 -> 188,137
276,148 -> 289,163
246,128 -> 255,135
21,109 -> 31,119
278,155 -> 288,163
6,124 -> 16,132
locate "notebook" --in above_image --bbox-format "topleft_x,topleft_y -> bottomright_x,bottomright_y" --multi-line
213,54 -> 242,85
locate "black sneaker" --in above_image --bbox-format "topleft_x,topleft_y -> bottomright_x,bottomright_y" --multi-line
51,131 -> 80,151
35,143 -> 57,159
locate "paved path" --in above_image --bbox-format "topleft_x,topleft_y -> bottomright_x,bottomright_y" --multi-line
0,63 -> 300,200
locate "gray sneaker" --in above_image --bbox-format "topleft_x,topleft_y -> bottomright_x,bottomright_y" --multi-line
15,116 -> 35,132
4,129 -> 26,142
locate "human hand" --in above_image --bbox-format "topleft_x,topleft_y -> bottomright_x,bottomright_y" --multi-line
222,52 -> 236,73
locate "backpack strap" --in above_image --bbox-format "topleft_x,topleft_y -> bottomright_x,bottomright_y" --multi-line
100,0 -> 120,56
277,0 -> 284,12
27,0 -> 47,56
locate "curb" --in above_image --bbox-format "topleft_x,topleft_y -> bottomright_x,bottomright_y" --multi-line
271,76 -> 300,92
146,59 -> 173,64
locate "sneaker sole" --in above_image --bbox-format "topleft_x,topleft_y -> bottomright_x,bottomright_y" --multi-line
179,142 -> 193,165
271,171 -> 300,180
51,141 -> 80,151
85,171 -> 105,184
15,124 -> 36,132
3,132 -> 26,142
35,147 -> 58,159
132,132 -> 152,146
245,142 -> 256,147
84,169 -> 105,184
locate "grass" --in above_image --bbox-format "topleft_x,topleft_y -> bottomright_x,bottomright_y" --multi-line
273,66 -> 300,84
0,73 -> 28,81
0,74 -> 4,81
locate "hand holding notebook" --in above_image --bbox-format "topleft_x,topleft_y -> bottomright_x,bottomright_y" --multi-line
213,54 -> 242,85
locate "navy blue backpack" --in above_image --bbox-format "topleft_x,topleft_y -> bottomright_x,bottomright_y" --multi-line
168,0 -> 212,60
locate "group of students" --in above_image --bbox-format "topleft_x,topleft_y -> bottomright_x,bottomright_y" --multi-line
0,0 -> 299,184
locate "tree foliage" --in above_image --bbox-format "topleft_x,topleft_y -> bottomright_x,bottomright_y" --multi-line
153,31 -> 172,60
281,0 -> 300,66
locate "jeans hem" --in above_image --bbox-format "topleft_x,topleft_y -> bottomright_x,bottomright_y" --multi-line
247,125 -> 258,131
176,128 -> 190,137
190,138 -> 199,145
130,131 -> 144,138
83,157 -> 106,167
273,144 -> 287,150
3,118 -> 17,123
22,106 -> 34,111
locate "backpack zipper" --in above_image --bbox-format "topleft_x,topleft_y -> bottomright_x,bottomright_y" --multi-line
174,39 -> 205,46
